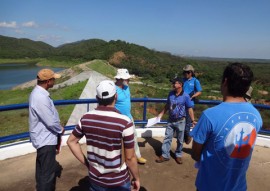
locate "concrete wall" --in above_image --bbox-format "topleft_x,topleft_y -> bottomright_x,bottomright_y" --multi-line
1,127 -> 269,160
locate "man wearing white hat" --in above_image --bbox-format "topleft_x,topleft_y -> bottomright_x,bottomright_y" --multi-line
115,68 -> 147,164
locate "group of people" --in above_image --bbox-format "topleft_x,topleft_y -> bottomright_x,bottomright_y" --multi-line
29,62 -> 262,191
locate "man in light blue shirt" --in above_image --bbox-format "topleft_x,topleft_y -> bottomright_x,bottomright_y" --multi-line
29,68 -> 64,191
182,65 -> 202,145
191,63 -> 262,191
115,68 -> 147,164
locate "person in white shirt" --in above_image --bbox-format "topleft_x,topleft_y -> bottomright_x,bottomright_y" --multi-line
29,68 -> 64,191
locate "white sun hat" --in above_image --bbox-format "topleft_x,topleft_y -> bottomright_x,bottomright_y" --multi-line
114,68 -> 131,80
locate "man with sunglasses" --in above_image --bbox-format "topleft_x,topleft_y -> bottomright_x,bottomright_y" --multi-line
29,69 -> 64,191
182,65 -> 202,145
114,68 -> 147,164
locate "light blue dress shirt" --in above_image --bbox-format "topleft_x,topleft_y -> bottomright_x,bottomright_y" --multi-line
29,85 -> 62,149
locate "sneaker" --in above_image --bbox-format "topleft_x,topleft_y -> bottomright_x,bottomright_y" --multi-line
185,136 -> 192,145
175,157 -> 183,164
155,156 -> 170,163
137,157 -> 147,164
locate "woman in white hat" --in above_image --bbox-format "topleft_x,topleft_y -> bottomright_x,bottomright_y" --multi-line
114,68 -> 147,164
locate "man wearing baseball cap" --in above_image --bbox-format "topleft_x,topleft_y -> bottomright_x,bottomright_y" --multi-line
156,77 -> 195,164
67,80 -> 140,191
29,68 -> 64,191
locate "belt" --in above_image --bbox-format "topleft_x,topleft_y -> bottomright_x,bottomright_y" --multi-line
169,117 -> 185,122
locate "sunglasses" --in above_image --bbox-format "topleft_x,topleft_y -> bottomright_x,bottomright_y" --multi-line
183,71 -> 191,74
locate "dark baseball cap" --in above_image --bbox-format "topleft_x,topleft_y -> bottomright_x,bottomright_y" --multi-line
170,77 -> 183,84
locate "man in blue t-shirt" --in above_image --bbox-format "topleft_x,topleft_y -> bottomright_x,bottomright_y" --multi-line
191,63 -> 262,191
156,77 -> 195,164
115,68 -> 147,164
182,65 -> 202,145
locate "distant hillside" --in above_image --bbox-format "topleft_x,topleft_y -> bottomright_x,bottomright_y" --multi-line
0,35 -> 54,58
1,35 -> 270,89
186,56 -> 270,64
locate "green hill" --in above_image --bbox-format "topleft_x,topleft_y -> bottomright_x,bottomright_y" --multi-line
0,35 -> 270,97
0,35 -> 54,58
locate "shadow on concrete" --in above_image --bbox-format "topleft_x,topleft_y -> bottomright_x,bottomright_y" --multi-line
139,186 -> 148,191
182,147 -> 192,156
69,176 -> 89,191
140,130 -> 163,157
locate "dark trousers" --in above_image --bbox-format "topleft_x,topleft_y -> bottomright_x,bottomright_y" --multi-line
36,145 -> 57,191
184,111 -> 192,141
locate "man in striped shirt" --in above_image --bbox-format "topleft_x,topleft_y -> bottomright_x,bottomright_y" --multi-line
67,80 -> 140,191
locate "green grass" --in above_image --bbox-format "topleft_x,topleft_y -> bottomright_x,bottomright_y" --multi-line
0,80 -> 88,137
0,58 -> 41,64
1,60 -> 270,140
37,58 -> 81,68
87,59 -> 117,78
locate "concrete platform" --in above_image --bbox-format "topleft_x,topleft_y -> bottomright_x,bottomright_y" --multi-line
0,137 -> 270,191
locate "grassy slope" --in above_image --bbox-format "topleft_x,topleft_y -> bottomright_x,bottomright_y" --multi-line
0,60 -> 269,138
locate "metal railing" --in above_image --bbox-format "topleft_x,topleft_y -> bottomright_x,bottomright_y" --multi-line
0,98 -> 270,144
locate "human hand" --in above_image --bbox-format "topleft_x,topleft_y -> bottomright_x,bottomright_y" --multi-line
191,121 -> 197,128
61,126 -> 65,134
131,178 -> 140,191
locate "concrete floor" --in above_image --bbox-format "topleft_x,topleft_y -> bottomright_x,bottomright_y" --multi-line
0,137 -> 270,191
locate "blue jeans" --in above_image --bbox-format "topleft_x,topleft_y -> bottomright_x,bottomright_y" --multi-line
89,181 -> 131,191
161,119 -> 186,159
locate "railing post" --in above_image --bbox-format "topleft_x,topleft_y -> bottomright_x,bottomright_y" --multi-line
87,103 -> 90,112
142,97 -> 148,128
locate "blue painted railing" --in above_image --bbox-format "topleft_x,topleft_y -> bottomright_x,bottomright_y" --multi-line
0,98 -> 270,143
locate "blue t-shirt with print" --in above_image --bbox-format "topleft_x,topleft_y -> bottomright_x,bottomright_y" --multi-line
115,85 -> 132,119
190,102 -> 262,191
183,77 -> 202,106
167,90 -> 193,121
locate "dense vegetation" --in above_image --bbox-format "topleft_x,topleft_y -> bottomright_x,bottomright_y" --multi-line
0,35 -> 269,138
1,35 -> 269,100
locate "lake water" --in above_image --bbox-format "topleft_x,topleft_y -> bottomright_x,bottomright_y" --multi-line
0,63 -> 63,90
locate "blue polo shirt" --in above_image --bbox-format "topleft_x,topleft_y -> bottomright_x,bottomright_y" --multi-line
183,77 -> 202,106
167,90 -> 193,121
115,85 -> 132,119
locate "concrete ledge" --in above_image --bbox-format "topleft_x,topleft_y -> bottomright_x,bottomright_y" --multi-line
0,127 -> 269,160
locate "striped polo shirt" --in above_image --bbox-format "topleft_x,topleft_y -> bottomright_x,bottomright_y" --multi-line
72,105 -> 135,188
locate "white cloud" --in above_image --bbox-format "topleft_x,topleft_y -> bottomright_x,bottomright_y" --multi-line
22,21 -> 38,28
15,29 -> 26,34
37,34 -> 62,43
0,21 -> 17,28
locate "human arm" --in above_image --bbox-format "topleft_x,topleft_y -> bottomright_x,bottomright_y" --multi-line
190,91 -> 201,100
33,96 -> 63,133
124,147 -> 140,191
188,107 -> 196,127
190,112 -> 211,162
191,79 -> 202,100
158,103 -> 169,119
67,133 -> 89,168
191,141 -> 203,161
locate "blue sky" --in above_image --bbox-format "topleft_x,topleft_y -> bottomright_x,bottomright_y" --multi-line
0,0 -> 270,59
